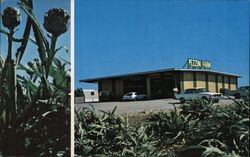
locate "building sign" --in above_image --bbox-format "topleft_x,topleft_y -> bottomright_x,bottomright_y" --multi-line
202,60 -> 211,69
188,58 -> 211,69
188,58 -> 202,68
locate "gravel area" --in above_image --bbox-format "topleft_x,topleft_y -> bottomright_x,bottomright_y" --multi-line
75,97 -> 236,114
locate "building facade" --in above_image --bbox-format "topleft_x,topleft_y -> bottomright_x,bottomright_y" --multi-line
80,68 -> 240,101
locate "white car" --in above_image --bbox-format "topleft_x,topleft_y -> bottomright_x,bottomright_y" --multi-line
122,92 -> 147,101
175,88 -> 222,103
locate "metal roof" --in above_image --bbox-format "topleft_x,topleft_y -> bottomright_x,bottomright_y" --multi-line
80,68 -> 241,83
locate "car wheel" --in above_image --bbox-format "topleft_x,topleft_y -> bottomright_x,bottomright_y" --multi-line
234,93 -> 241,99
180,98 -> 185,103
202,96 -> 209,102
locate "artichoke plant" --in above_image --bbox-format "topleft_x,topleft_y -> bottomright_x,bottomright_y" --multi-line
43,8 -> 70,37
0,1 -> 71,156
2,7 -> 21,30
43,8 -> 70,78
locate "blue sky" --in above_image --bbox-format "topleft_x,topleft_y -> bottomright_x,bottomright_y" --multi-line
0,0 -> 71,68
75,0 -> 249,89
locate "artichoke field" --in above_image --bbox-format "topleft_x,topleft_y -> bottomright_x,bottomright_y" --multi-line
0,0 -> 70,156
75,106 -> 167,157
75,98 -> 249,157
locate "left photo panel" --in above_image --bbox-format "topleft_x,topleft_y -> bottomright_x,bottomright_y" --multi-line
0,0 -> 71,156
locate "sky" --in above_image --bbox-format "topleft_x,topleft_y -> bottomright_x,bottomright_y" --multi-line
75,0 -> 249,90
0,0 -> 71,69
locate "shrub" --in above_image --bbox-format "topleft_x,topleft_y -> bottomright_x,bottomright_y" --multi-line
147,99 -> 249,156
75,98 -> 249,156
75,106 -> 167,157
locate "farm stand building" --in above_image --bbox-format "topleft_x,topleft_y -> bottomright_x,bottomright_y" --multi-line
80,68 -> 240,101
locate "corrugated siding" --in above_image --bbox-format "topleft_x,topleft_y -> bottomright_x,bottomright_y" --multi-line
115,80 -> 124,98
224,76 -> 229,89
183,72 -> 194,89
208,74 -> 216,93
230,77 -> 237,90
196,72 -> 206,88
101,80 -> 113,92
217,75 -> 223,92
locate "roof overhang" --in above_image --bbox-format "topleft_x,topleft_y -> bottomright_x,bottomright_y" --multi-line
80,68 -> 241,83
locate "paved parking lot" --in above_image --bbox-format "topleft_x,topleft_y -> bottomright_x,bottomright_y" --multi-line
75,97 -> 236,114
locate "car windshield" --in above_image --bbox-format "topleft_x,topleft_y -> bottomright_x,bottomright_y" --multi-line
196,88 -> 209,93
184,89 -> 193,94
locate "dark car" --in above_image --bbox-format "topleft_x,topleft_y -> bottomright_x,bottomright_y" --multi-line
99,91 -> 114,102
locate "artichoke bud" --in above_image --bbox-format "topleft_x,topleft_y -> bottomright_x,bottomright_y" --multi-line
2,7 -> 21,30
43,8 -> 70,37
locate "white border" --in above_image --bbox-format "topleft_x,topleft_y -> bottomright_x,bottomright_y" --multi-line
70,0 -> 75,156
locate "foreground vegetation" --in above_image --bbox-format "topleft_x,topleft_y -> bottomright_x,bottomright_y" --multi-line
75,98 -> 249,157
0,0 -> 70,156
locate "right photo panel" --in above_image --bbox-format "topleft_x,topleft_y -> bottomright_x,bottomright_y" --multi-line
74,1 -> 249,156
0,0 -> 71,156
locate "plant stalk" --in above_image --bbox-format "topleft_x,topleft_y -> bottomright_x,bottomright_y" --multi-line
46,34 -> 58,78
7,59 -> 17,122
16,0 -> 33,65
0,29 -> 14,108
7,29 -> 17,122
7,29 -> 14,60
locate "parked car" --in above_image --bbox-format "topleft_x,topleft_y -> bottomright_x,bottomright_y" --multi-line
99,91 -> 113,102
175,88 -> 222,103
231,86 -> 249,99
122,92 -> 147,101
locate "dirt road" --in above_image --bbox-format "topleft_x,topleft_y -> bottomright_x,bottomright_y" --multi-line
75,98 -> 235,114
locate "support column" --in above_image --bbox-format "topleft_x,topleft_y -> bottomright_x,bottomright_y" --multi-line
222,76 -> 225,89
193,72 -> 197,88
205,73 -> 209,91
146,77 -> 151,99
236,77 -> 238,89
180,72 -> 184,92
115,80 -> 124,100
98,82 -> 102,92
215,75 -> 218,93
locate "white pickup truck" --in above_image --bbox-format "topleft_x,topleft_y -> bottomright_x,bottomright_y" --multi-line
175,88 -> 222,103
